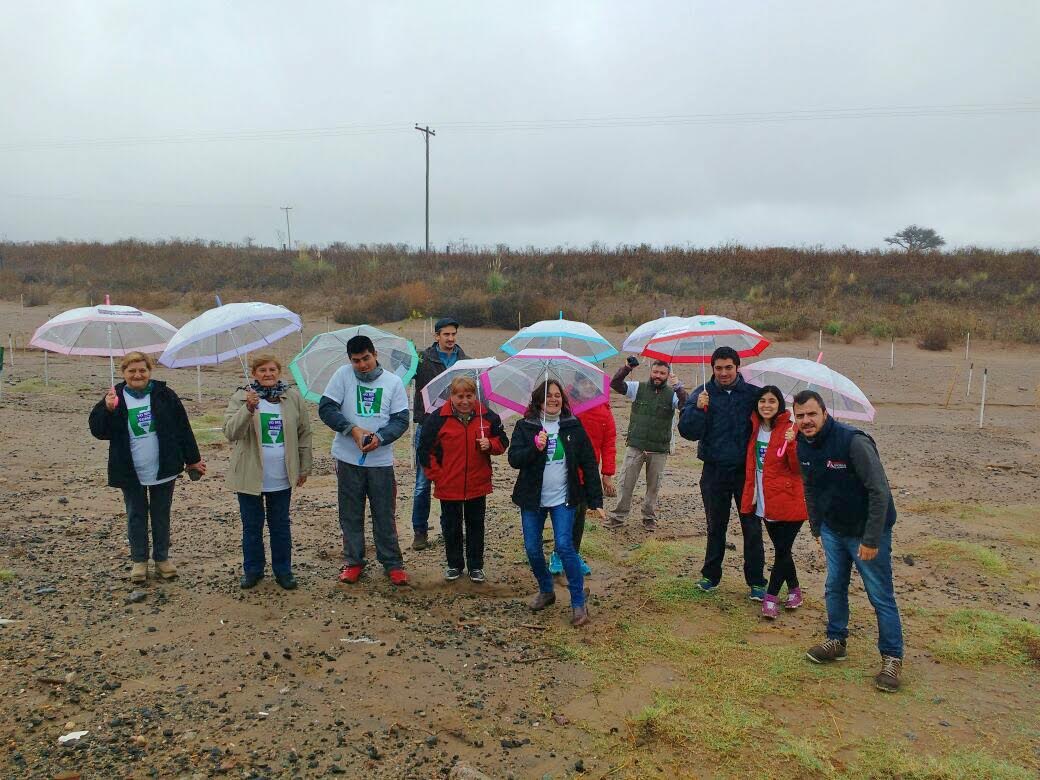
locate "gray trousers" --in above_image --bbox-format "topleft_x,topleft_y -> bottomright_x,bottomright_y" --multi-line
610,446 -> 668,521
336,460 -> 404,571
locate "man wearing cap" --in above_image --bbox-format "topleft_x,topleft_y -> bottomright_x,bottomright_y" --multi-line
410,317 -> 469,550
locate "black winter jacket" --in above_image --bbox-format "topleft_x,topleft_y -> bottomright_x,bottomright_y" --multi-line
412,343 -> 469,424
508,416 -> 603,511
88,381 -> 201,489
677,374 -> 758,467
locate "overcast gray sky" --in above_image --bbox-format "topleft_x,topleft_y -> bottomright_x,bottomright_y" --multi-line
2,1 -> 1038,250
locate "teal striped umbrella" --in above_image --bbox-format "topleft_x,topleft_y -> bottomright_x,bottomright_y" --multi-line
289,325 -> 418,402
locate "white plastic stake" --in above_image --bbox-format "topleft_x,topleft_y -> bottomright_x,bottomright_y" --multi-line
890,339 -> 894,369
7,334 -> 13,366
196,365 -> 202,402
966,362 -> 973,398
965,331 -> 971,361
818,329 -> 823,350
44,350 -> 49,387
978,368 -> 988,428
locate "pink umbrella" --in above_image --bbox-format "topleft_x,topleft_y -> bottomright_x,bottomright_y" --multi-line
478,348 -> 609,424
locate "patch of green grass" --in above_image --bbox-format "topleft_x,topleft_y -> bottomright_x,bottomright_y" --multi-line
190,412 -> 225,446
12,377 -> 74,394
628,539 -> 701,574
0,569 -> 15,582
917,540 -> 1009,574
649,576 -> 704,605
846,738 -> 1037,780
576,523 -> 618,563
778,733 -> 831,775
930,609 -> 1040,667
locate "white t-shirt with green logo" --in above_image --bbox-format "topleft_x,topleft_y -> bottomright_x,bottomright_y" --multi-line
540,419 -> 569,507
258,399 -> 291,492
123,389 -> 176,486
322,366 -> 408,468
754,425 -> 771,519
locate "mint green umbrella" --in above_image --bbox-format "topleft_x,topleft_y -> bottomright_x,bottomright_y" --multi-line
290,325 -> 418,402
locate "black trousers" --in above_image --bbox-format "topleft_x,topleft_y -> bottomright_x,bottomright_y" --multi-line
699,462 -> 765,587
764,519 -> 804,595
439,496 -> 486,571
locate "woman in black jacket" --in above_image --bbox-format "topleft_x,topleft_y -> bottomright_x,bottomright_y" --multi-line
508,379 -> 604,627
88,351 -> 206,583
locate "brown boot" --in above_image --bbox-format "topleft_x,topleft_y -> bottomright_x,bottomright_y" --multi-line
155,560 -> 177,580
411,531 -> 429,551
805,638 -> 847,664
571,605 -> 589,627
875,655 -> 903,692
528,591 -> 556,611
129,562 -> 147,583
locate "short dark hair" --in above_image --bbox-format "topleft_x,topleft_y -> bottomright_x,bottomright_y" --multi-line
346,335 -> 376,357
651,359 -> 670,369
754,385 -> 787,422
792,389 -> 826,411
711,346 -> 740,367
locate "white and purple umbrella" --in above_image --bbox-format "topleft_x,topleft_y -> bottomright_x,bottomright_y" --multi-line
740,357 -> 875,422
479,348 -> 609,422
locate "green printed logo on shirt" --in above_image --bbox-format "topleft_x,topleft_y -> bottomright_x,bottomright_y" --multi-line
260,412 -> 284,446
546,433 -> 566,462
128,406 -> 153,437
355,385 -> 383,416
755,439 -> 768,470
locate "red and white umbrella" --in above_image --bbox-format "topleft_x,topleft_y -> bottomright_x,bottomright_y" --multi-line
643,315 -> 770,385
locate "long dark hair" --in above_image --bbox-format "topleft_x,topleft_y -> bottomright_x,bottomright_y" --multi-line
524,379 -> 572,420
754,385 -> 787,425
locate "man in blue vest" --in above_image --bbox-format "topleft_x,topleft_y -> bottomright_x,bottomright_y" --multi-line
678,346 -> 766,599
793,390 -> 904,692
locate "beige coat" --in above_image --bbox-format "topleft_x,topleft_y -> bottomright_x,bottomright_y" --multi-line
223,387 -> 313,496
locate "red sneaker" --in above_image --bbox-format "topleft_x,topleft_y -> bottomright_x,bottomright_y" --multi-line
338,565 -> 363,584
388,568 -> 409,586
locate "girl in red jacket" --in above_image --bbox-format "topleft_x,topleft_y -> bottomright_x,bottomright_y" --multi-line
740,385 -> 807,619
417,376 -> 508,583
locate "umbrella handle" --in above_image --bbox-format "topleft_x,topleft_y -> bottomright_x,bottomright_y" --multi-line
777,440 -> 789,458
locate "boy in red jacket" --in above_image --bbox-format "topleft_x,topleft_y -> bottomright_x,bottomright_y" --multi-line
417,376 -> 508,582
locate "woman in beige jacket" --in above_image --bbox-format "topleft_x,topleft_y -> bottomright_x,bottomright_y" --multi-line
224,352 -> 312,590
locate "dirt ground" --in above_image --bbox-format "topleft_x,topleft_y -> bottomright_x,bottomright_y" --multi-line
1,300 -> 1038,779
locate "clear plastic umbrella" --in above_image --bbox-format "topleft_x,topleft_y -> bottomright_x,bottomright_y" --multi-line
479,348 -> 609,424
419,357 -> 501,414
622,315 -> 687,353
643,315 -> 770,385
740,357 -> 875,421
158,302 -> 301,380
290,324 -> 418,402
501,318 -> 617,364
30,299 -> 177,386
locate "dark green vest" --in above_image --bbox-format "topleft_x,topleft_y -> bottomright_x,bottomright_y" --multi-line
627,382 -> 676,453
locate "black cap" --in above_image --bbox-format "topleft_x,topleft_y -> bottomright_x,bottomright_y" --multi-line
434,316 -> 460,332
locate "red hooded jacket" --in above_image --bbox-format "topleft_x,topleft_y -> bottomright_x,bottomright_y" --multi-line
739,410 -> 807,522
417,401 -> 508,501
577,403 -> 617,476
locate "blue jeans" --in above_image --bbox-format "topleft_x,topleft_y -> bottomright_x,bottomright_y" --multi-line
521,505 -> 585,607
238,489 -> 292,577
411,423 -> 432,534
821,522 -> 904,658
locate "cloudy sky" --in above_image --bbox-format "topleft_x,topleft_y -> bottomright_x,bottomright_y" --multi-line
2,1 -> 1038,250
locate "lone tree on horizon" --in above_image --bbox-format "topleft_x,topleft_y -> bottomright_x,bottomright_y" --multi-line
884,224 -> 946,252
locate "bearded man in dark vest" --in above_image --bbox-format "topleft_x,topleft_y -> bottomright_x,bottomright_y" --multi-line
793,390 -> 904,693
604,357 -> 687,531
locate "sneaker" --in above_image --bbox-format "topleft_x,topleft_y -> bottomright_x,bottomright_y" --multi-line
154,560 -> 177,580
240,572 -> 263,589
547,551 -> 563,575
274,573 -> 297,590
761,594 -> 780,620
444,567 -> 462,581
469,569 -> 486,583
784,587 -> 803,610
579,555 -> 592,576
571,605 -> 589,627
749,585 -> 767,602
875,655 -> 903,692
411,531 -> 429,551
129,562 -> 147,583
806,638 -> 848,664
388,568 -> 409,586
641,518 -> 658,531
695,577 -> 718,592
603,516 -> 625,530
338,564 -> 363,584
528,591 -> 557,611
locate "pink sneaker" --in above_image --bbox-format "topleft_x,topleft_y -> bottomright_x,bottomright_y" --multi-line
785,587 -> 803,610
761,594 -> 780,620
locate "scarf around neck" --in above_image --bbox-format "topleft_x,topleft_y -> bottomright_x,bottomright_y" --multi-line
354,365 -> 384,383
124,380 -> 153,400
248,380 -> 289,402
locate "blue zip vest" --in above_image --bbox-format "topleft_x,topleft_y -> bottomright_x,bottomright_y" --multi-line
797,416 -> 896,538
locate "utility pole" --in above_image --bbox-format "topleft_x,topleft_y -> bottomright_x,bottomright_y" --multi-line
414,125 -> 436,256
280,206 -> 293,252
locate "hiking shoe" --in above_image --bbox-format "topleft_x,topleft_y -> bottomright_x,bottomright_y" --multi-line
388,568 -> 409,586
806,638 -> 848,664
749,585 -> 766,602
155,560 -> 177,579
761,594 -> 780,620
469,569 -> 486,583
696,577 -> 718,592
528,591 -> 557,611
548,551 -> 563,575
275,573 -> 297,590
129,562 -> 147,583
641,518 -> 658,531
240,572 -> 263,589
785,587 -> 803,610
444,567 -> 462,581
571,605 -> 590,627
603,516 -> 625,530
875,656 -> 903,692
338,564 -> 363,584
579,555 -> 591,576
411,531 -> 429,551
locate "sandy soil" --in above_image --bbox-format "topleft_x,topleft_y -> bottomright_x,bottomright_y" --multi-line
1,300 -> 1038,779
